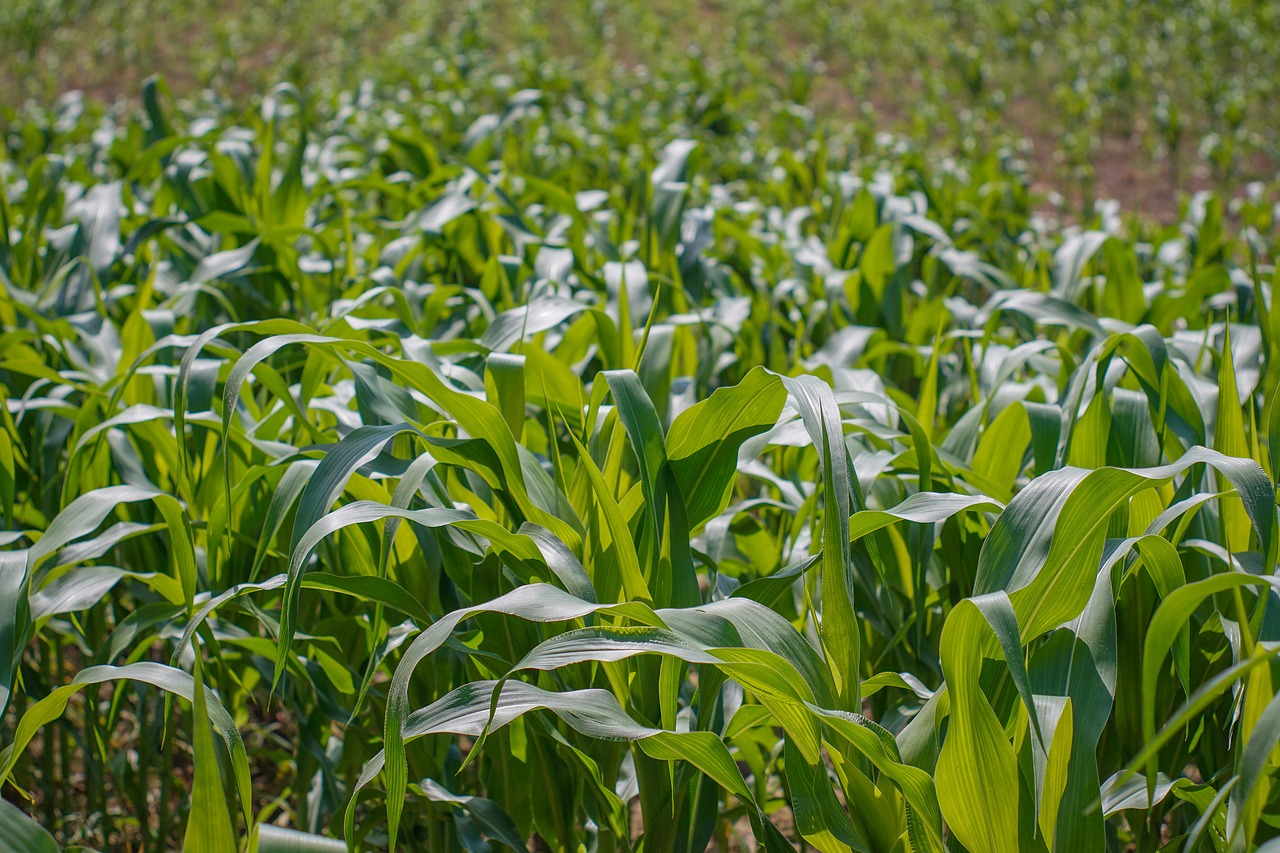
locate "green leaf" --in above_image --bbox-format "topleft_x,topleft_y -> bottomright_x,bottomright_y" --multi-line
666,366 -> 787,530
781,374 -> 859,709
976,446 -> 1276,640
935,596 -> 1037,853
184,655 -> 237,853
254,825 -> 346,852
0,798 -> 59,853
1215,327 -> 1254,550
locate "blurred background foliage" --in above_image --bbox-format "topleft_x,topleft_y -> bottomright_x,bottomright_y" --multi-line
2,0 -> 1278,221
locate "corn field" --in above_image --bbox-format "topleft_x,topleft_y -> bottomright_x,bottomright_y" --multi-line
3,7 -> 1280,852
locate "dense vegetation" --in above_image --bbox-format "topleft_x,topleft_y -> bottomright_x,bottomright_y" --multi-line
4,0 -> 1279,216
3,2 -> 1280,852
